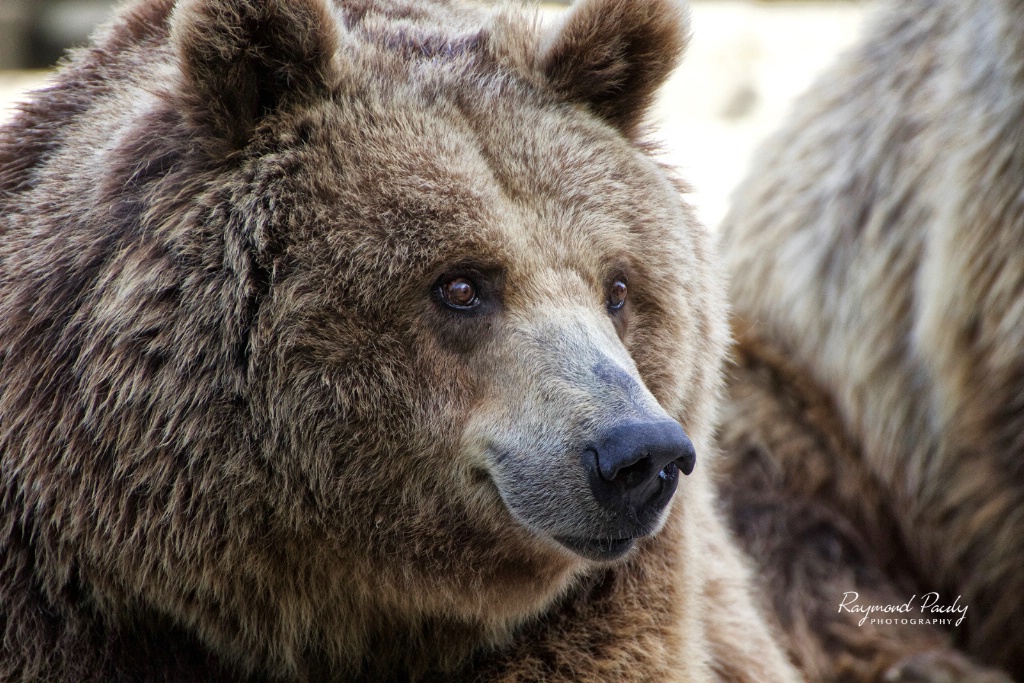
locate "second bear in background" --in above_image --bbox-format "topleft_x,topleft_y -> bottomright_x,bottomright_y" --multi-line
718,0 -> 1024,680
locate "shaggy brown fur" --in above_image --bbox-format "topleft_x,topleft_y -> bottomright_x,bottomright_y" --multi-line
0,0 -> 800,680
718,0 -> 1024,680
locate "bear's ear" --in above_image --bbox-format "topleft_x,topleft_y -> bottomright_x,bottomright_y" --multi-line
170,0 -> 339,147
538,0 -> 689,138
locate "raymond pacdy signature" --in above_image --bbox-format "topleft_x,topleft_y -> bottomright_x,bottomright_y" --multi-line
838,592 -> 968,627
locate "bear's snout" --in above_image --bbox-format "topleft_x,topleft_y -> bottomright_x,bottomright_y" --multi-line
582,421 -> 695,524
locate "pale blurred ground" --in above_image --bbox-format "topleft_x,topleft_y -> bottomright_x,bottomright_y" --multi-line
654,1 -> 870,227
0,0 -> 873,229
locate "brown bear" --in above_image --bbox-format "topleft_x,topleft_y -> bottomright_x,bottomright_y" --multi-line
0,0 -> 801,680
717,0 -> 1024,680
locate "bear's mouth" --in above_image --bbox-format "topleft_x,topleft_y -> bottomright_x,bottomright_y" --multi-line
553,534 -> 637,562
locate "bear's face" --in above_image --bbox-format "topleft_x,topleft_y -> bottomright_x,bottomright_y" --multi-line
240,56 -> 723,618
167,0 -> 724,645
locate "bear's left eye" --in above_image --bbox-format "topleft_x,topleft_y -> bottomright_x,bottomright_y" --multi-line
440,276 -> 479,310
607,278 -> 628,312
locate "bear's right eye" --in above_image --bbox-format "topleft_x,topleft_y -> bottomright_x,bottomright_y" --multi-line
607,277 -> 628,312
440,276 -> 479,310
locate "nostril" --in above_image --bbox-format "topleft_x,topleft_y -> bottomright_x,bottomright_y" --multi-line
590,444 -> 646,482
608,455 -> 651,487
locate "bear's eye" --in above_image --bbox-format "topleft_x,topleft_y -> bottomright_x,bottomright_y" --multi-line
607,278 -> 628,311
441,277 -> 479,309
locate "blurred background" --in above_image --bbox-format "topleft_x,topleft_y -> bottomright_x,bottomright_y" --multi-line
0,0 -> 873,228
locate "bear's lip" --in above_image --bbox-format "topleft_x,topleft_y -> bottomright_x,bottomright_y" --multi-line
552,534 -> 637,562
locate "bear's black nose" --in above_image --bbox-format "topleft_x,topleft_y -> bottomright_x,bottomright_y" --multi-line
583,420 -> 696,525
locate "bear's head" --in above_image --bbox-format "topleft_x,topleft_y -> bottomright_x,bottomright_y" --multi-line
2,0 -> 727,676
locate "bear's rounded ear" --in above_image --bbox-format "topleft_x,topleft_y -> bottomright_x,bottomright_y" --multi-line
538,0 -> 689,138
170,0 -> 340,148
